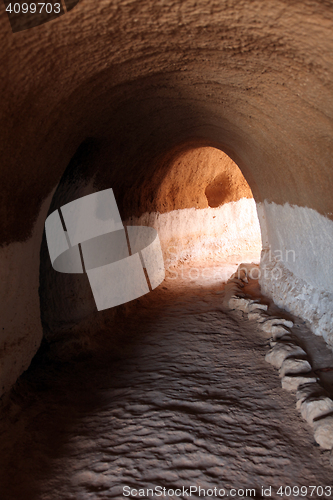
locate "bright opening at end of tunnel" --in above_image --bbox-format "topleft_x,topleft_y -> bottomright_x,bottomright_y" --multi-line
125,146 -> 262,287
4,4 -> 333,493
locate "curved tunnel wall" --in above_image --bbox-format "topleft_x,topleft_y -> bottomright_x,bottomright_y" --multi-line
1,0 -> 333,396
40,143 -> 262,341
124,146 -> 262,266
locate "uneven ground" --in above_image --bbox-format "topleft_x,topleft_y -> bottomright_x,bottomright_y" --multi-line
3,0 -> 333,417
0,261 -> 332,500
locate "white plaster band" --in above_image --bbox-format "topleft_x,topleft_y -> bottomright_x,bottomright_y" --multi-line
45,189 -> 165,311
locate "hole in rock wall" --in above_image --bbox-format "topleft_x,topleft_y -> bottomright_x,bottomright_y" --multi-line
205,171 -> 252,208
125,146 -> 262,276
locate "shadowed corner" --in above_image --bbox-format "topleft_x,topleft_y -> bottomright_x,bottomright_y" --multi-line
3,0 -> 80,33
1,1 -> 333,496
64,0 -> 79,11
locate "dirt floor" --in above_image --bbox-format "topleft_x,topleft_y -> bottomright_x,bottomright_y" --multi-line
0,259 -> 332,500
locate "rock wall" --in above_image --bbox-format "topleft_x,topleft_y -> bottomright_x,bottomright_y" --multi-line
0,192 -> 54,396
1,0 -> 333,395
258,201 -> 333,348
125,200 -> 262,267
40,145 -> 259,342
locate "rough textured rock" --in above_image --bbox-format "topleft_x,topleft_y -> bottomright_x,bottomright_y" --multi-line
227,297 -> 253,312
265,343 -> 307,370
300,397 -> 333,426
126,198 -> 262,266
270,325 -> 292,340
248,310 -> 269,322
279,358 -> 312,378
2,0 -> 333,241
270,335 -> 294,346
314,417 -> 333,450
281,374 -> 317,393
260,317 -> 294,334
259,246 -> 333,345
152,147 -> 253,212
0,193 -> 54,396
248,303 -> 268,313
229,280 -> 333,449
0,270 -> 333,498
296,383 -> 329,407
1,0 -> 333,392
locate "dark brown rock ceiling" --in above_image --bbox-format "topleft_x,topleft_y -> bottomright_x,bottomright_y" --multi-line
1,0 -> 333,244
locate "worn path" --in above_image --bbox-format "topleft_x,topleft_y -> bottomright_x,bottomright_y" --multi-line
0,263 -> 332,500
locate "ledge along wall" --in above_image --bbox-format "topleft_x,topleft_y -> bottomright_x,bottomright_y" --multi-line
258,202 -> 333,347
1,0 -> 333,397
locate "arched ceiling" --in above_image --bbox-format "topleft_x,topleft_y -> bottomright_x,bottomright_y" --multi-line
1,0 -> 333,244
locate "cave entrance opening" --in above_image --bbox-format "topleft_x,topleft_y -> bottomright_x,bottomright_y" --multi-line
126,146 -> 262,286
39,142 -> 262,336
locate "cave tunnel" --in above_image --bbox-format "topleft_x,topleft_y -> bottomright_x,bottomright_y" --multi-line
1,0 -> 333,497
